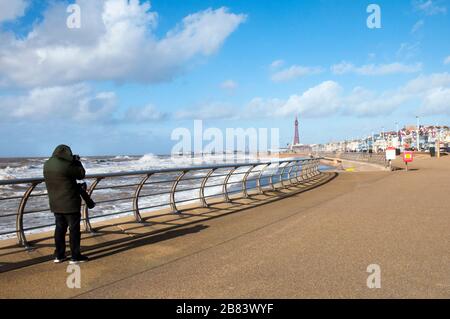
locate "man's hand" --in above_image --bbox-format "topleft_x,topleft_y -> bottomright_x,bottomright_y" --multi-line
70,155 -> 86,179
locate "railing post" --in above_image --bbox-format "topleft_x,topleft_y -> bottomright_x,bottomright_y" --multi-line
200,168 -> 216,208
242,165 -> 256,198
16,182 -> 40,249
296,160 -> 304,182
313,159 -> 319,176
277,162 -> 290,188
223,167 -> 237,203
286,163 -> 295,186
301,161 -> 307,180
311,160 -> 316,177
304,161 -> 312,179
133,174 -> 153,222
308,161 -> 315,177
280,162 -> 290,187
82,177 -> 102,233
257,164 -> 270,194
295,160 -> 305,183
295,161 -> 302,181
170,170 -> 187,213
287,162 -> 294,180
268,163 -> 279,191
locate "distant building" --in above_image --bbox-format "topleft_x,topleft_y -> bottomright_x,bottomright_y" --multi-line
310,124 -> 450,153
289,115 -> 312,153
293,116 -> 300,146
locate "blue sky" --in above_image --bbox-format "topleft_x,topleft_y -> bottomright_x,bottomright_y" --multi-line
0,0 -> 450,156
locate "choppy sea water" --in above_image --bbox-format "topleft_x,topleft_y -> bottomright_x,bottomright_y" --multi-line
0,154 -> 330,240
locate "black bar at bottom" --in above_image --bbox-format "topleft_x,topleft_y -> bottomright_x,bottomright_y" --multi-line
0,299 -> 446,318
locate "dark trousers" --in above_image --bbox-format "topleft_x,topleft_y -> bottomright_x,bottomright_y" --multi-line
54,213 -> 81,258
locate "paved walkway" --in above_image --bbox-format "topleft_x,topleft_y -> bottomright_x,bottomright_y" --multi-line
0,156 -> 449,298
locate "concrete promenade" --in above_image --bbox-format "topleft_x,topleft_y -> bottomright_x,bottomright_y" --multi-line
0,155 -> 449,298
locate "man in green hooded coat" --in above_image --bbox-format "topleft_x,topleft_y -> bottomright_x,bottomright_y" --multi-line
43,145 -> 89,264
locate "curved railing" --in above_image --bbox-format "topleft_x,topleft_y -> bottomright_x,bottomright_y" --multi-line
0,158 -> 322,248
315,152 -> 387,166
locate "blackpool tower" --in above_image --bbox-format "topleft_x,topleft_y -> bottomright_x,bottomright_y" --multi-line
293,116 -> 300,145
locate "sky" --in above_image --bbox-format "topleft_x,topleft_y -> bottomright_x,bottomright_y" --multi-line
0,0 -> 450,156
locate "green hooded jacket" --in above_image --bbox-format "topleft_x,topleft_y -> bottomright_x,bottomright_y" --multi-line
43,145 -> 86,214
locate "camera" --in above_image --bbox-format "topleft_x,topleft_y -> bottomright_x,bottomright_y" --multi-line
77,182 -> 96,209
73,154 -> 81,161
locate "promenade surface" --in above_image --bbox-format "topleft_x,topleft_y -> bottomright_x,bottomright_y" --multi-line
0,155 -> 449,298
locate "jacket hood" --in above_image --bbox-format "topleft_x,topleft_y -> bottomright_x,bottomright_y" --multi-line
52,145 -> 73,161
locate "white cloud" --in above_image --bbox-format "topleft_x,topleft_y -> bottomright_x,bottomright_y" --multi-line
220,80 -> 238,90
271,65 -> 324,82
244,97 -> 285,118
270,59 -> 284,69
124,104 -> 167,122
0,0 -> 28,23
413,0 -> 447,16
444,56 -> 450,65
174,103 -> 236,120
0,83 -> 174,124
335,73 -> 450,116
400,72 -> 450,93
118,73 -> 450,120
401,73 -> 450,115
342,87 -> 410,117
242,72 -> 450,118
277,81 -> 342,116
331,61 -> 422,75
330,62 -> 354,75
420,87 -> 450,115
0,0 -> 246,88
340,74 -> 450,116
188,73 -> 449,120
244,81 -> 343,118
411,20 -> 425,33
397,42 -> 421,60
0,84 -> 117,122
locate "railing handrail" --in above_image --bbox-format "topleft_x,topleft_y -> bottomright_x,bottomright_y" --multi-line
314,151 -> 386,166
0,157 -> 323,248
0,158 -> 314,186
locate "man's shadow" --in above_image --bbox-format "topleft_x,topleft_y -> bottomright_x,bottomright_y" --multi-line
0,224 -> 208,272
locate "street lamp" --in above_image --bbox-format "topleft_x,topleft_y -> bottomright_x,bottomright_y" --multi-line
395,122 -> 399,148
416,116 -> 420,151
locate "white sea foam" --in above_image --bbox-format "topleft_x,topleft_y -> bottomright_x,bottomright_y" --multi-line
113,155 -> 132,160
0,153 -> 276,181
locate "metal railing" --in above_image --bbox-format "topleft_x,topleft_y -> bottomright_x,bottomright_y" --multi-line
0,158 -> 322,248
315,152 -> 387,166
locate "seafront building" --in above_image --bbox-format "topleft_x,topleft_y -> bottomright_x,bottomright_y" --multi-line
310,125 -> 450,153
